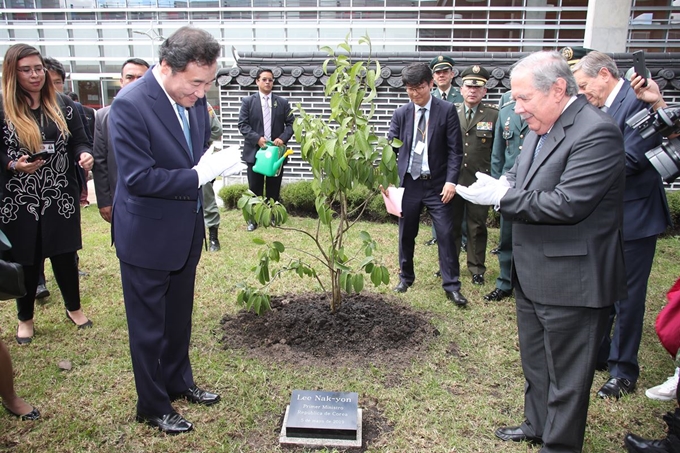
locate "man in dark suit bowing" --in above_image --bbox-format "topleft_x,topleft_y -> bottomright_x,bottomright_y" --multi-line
572,51 -> 672,400
389,63 -> 467,307
457,51 -> 627,451
238,68 -> 294,231
109,26 -> 233,434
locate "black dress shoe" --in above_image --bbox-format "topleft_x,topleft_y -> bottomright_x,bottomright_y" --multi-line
424,238 -> 437,246
490,247 -> 500,255
35,284 -> 50,299
136,411 -> 193,434
246,221 -> 257,232
170,385 -> 221,406
445,290 -> 468,307
624,433 -> 675,453
434,270 -> 441,278
495,426 -> 542,444
393,281 -> 410,293
15,326 -> 33,345
484,288 -> 512,301
472,274 -> 485,285
597,377 -> 636,399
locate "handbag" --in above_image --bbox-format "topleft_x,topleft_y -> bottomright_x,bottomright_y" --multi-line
0,230 -> 26,300
656,276 -> 680,358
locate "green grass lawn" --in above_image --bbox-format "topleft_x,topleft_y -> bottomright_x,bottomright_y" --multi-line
1,207 -> 678,452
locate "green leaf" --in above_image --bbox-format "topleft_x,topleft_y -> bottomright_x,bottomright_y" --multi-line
252,237 -> 266,245
381,265 -> 390,285
353,273 -> 364,292
272,241 -> 285,252
370,266 -> 381,286
344,273 -> 353,293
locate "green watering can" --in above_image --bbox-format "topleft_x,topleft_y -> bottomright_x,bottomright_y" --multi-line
252,143 -> 294,177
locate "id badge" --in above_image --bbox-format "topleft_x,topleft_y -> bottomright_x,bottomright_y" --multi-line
414,141 -> 425,155
40,142 -> 56,154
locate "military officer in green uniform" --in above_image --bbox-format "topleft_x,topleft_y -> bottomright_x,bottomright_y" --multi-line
485,91 -> 528,301
425,55 -> 463,247
452,65 -> 498,285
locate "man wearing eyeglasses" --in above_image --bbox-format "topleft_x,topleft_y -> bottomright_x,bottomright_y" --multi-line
389,62 -> 467,307
238,68 -> 294,232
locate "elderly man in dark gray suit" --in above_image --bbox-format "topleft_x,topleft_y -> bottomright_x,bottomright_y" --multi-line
457,51 -> 627,452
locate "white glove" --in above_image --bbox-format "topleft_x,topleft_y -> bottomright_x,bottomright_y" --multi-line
474,172 -> 511,188
193,149 -> 238,187
456,184 -> 509,208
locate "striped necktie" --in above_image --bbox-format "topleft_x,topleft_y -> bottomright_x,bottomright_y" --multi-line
533,134 -> 547,162
263,95 -> 271,141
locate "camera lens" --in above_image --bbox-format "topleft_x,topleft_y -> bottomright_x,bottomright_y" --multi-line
646,138 -> 680,183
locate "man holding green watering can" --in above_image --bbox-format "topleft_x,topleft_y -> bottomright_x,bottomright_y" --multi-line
238,68 -> 294,232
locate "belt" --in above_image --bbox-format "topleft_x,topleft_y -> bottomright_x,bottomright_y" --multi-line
420,173 -> 432,180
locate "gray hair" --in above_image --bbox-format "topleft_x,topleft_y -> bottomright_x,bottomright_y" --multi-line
511,51 -> 579,96
571,51 -> 620,80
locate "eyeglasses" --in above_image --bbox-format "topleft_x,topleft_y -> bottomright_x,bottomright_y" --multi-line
405,83 -> 430,93
17,66 -> 46,76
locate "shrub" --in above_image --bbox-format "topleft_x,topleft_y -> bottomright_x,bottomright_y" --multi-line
280,180 -> 316,215
665,189 -> 680,236
218,183 -> 249,209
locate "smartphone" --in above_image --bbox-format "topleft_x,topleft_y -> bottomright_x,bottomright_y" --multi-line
632,50 -> 648,87
26,151 -> 50,162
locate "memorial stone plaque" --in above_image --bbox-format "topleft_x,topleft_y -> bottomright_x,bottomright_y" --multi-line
285,389 -> 359,440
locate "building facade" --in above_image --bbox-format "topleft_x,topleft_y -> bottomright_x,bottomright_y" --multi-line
1,0 -> 678,110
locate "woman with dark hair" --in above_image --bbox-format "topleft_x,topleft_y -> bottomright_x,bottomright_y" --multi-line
0,43 -> 94,345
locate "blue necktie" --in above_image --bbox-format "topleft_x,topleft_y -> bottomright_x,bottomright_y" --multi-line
176,104 -> 193,157
533,134 -> 547,163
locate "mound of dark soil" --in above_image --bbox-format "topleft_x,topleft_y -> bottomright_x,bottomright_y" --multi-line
220,292 -> 436,452
220,292 -> 438,370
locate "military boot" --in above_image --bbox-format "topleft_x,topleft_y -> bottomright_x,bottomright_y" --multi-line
208,227 -> 220,252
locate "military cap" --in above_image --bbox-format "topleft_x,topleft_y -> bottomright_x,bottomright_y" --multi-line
560,46 -> 594,66
460,65 -> 489,87
429,55 -> 455,72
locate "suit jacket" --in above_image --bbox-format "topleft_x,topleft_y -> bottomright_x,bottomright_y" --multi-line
456,102 -> 498,186
431,87 -> 463,104
502,95 -> 627,308
491,92 -> 528,178
238,92 -> 294,163
607,79 -> 671,241
389,97 -> 463,188
92,106 -> 116,209
109,67 -> 210,271
82,104 -> 96,140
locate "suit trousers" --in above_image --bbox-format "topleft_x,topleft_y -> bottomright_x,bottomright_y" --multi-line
120,211 -> 203,416
597,235 -> 658,382
247,163 -> 284,203
452,197 -> 489,275
202,181 -> 220,229
494,215 -> 513,292
399,175 -> 461,292
515,285 -> 610,452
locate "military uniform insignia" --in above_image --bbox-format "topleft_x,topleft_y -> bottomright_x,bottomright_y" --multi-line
476,122 -> 493,131
502,117 -> 512,139
561,47 -> 574,61
472,65 -> 481,74
438,56 -> 444,62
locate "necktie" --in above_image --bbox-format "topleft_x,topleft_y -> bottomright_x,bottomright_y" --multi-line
466,108 -> 474,128
176,104 -> 193,156
263,95 -> 271,141
410,107 -> 426,178
533,134 -> 548,162
441,90 -> 447,99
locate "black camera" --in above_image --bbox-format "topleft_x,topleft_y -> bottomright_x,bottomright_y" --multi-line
626,106 -> 680,183
626,106 -> 680,140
